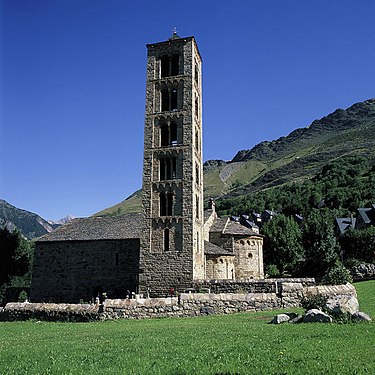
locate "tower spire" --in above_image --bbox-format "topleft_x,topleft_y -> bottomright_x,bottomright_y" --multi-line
169,27 -> 180,40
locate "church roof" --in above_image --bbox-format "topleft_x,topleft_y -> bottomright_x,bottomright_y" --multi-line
209,217 -> 229,233
36,213 -> 143,242
224,221 -> 259,236
209,217 -> 261,237
204,241 -> 234,256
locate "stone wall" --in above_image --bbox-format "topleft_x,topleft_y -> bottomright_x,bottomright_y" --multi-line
4,282 -> 357,322
30,239 -> 140,303
192,278 -> 315,294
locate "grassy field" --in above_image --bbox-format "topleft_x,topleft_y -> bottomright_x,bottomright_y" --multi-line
0,281 -> 374,374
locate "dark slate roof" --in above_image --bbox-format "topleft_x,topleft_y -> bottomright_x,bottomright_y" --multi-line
36,213 -> 143,242
336,218 -> 356,234
209,217 -> 261,237
209,217 -> 229,233
223,221 -> 260,236
358,208 -> 373,224
204,241 -> 234,256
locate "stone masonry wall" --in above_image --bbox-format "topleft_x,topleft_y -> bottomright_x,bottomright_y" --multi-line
2,283 -> 357,322
30,239 -> 140,303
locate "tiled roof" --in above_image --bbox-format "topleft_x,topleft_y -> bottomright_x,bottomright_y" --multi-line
336,218 -> 356,234
358,208 -> 373,224
223,221 -> 260,236
36,213 -> 143,242
204,241 -> 234,256
209,217 -> 229,233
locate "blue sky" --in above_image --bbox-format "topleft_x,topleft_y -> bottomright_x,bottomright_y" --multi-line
1,0 -> 374,220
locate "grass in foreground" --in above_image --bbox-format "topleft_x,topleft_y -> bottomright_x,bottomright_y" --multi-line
0,281 -> 374,375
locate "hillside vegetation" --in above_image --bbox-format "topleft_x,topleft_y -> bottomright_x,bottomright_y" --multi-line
98,98 -> 375,216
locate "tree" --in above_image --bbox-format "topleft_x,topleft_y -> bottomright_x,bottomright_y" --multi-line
0,227 -> 33,304
261,214 -> 304,275
302,209 -> 340,277
339,227 -> 375,263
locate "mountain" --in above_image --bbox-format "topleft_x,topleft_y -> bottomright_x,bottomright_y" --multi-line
94,98 -> 375,216
204,98 -> 375,199
48,214 -> 76,228
0,200 -> 53,239
94,190 -> 142,217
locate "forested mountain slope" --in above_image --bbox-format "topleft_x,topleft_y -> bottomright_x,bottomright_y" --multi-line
95,98 -> 375,216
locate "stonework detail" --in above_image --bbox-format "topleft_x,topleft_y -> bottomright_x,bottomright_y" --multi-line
4,283 -> 362,323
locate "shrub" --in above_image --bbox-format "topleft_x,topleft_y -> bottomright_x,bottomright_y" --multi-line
18,290 -> 28,302
300,292 -> 328,312
265,264 -> 280,277
322,264 -> 353,285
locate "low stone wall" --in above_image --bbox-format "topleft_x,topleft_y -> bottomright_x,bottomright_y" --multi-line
350,263 -> 375,281
101,292 -> 280,320
0,282 -> 356,322
0,302 -> 99,322
192,278 -> 315,294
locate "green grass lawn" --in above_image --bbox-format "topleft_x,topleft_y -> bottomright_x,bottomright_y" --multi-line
1,281 -> 374,374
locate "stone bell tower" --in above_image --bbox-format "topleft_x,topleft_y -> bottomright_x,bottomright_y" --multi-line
139,32 -> 204,296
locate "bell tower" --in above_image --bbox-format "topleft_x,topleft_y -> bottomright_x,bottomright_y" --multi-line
139,32 -> 204,295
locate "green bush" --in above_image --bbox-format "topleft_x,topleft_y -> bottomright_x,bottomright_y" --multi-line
322,264 -> 353,285
300,292 -> 328,312
18,290 -> 28,302
265,264 -> 280,277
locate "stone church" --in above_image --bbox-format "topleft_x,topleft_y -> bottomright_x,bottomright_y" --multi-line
30,33 -> 264,302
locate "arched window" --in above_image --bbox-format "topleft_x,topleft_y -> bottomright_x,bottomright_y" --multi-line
194,64 -> 199,84
161,55 -> 170,78
164,228 -> 170,251
195,163 -> 200,185
161,88 -> 179,112
170,122 -> 177,145
171,89 -> 178,110
160,157 -> 177,180
160,123 -> 169,146
195,129 -> 199,150
196,231 -> 200,253
171,54 -> 179,76
161,54 -> 180,78
160,192 -> 173,216
161,89 -> 169,111
195,96 -> 199,118
160,192 -> 167,216
160,122 -> 178,146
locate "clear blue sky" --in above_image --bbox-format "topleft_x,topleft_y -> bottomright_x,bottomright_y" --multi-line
1,0 -> 374,220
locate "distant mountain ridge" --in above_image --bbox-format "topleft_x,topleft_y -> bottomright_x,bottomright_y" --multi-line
231,99 -> 375,162
48,215 -> 76,226
203,98 -> 375,199
0,200 -> 75,239
0,200 -> 53,239
97,98 -> 375,215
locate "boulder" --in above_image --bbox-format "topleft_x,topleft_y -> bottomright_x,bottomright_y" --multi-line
289,315 -> 303,324
285,312 -> 299,320
200,307 -> 215,315
325,295 -> 359,316
270,314 -> 290,324
351,311 -> 372,322
303,309 -> 332,323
